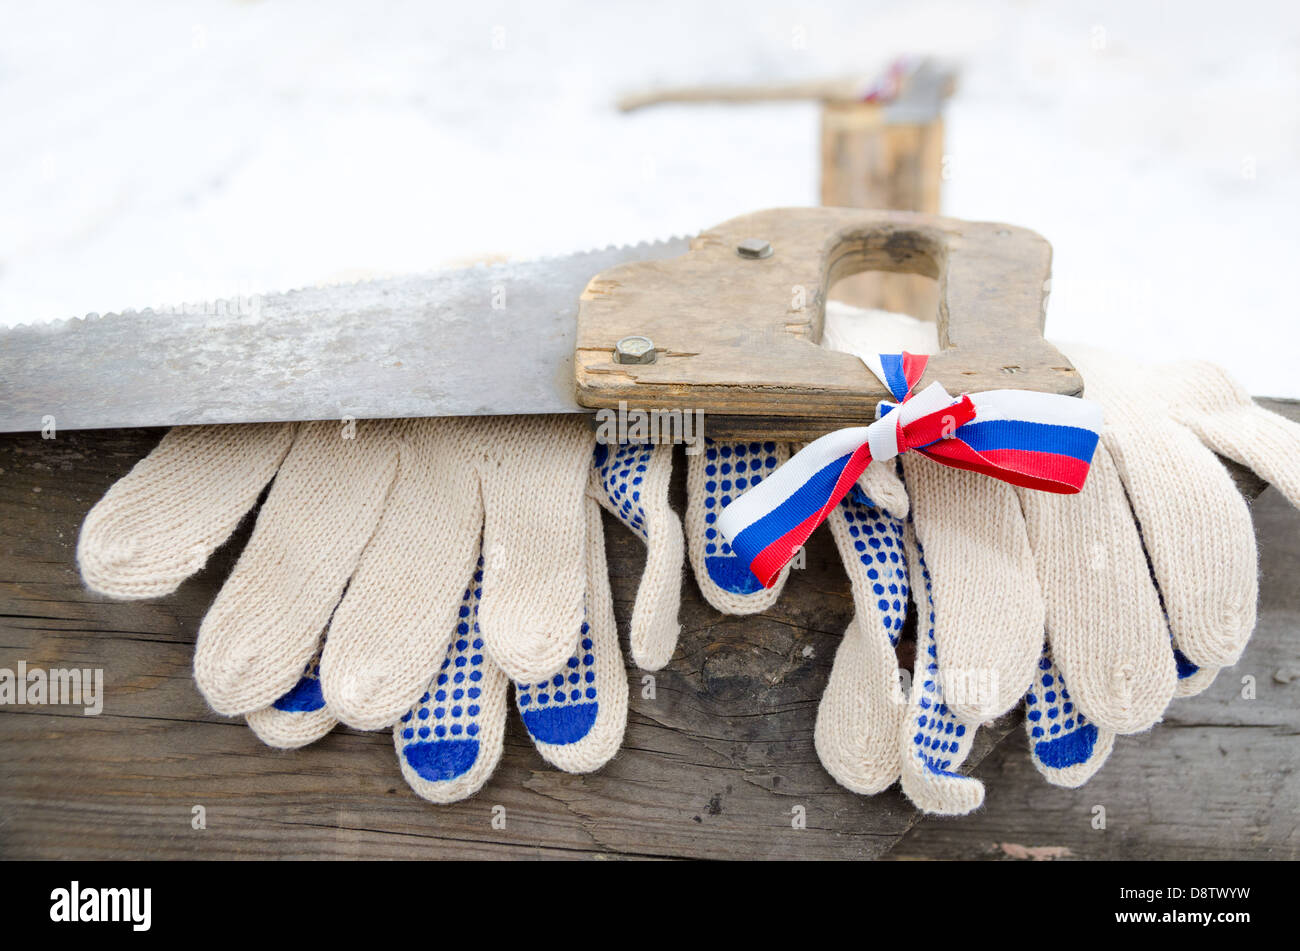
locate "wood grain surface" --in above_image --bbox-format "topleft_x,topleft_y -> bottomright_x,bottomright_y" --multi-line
1,405 -> 1296,860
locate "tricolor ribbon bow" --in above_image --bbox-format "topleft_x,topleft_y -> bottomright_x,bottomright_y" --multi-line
717,352 -> 1104,588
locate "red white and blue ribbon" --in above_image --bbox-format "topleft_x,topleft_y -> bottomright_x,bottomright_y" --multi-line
717,352 -> 1103,588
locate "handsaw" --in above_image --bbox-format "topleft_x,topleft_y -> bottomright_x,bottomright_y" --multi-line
0,239 -> 688,433
0,207 -> 1079,439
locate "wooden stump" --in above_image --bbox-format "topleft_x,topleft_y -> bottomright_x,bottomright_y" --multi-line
821,100 -> 945,318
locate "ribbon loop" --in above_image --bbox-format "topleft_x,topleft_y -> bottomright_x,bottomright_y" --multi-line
866,381 -> 964,461
717,352 -> 1103,588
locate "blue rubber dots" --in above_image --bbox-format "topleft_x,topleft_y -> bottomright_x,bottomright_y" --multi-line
700,438 -> 782,594
398,563 -> 488,782
515,618 -> 600,745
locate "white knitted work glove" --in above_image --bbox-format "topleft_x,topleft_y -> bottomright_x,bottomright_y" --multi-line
811,311 -> 1300,814
815,479 -> 1108,814
252,481 -> 643,803
908,343 -> 1300,725
79,418 -> 682,802
396,502 -> 625,802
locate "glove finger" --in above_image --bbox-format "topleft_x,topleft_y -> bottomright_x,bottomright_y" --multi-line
1158,359 -> 1300,509
590,441 -> 683,670
896,521 -> 985,816
815,493 -> 910,793
245,637 -> 337,748
193,420 -> 400,715
1064,345 -> 1258,671
1107,420 -> 1256,669
829,486 -> 910,633
476,416 -> 593,685
857,459 -> 909,520
395,560 -> 510,804
1173,648 -> 1220,697
518,498 -> 628,772
1023,646 -> 1115,787
814,616 -> 907,795
78,423 -> 296,598
321,421 -> 483,730
1019,443 -> 1177,734
1153,600 -> 1221,699
904,455 -> 1044,721
686,438 -> 791,614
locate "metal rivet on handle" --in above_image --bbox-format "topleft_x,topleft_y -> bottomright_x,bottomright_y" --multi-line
615,335 -> 656,364
736,238 -> 773,259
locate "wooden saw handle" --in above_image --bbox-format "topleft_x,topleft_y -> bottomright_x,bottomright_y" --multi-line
573,207 -> 1079,440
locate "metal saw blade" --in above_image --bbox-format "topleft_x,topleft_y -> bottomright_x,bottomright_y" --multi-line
0,238 -> 690,432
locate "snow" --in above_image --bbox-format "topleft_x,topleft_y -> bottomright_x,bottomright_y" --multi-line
2,0 -> 1297,394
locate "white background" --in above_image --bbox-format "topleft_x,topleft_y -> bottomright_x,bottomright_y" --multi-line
3,0 -> 1297,395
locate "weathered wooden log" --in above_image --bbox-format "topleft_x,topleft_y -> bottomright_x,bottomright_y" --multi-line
0,403 -> 1293,858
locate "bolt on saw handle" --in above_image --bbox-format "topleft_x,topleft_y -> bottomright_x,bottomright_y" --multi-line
574,206 -> 1079,441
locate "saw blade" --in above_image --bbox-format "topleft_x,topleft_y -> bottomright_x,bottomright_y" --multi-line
0,238 -> 691,433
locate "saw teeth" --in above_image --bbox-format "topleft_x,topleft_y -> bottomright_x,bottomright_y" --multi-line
1,235 -> 694,333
